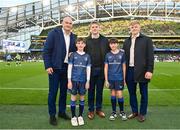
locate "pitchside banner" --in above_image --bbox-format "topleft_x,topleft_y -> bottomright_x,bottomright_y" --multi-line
0,39 -> 27,53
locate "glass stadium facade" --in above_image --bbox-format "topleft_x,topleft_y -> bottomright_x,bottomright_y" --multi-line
0,0 -> 179,51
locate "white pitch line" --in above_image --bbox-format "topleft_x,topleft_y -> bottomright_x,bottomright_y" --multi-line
159,73 -> 172,77
0,88 -> 180,91
147,89 -> 180,91
106,88 -> 180,91
0,88 -> 48,90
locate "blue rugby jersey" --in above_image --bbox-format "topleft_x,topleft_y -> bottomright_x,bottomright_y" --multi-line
69,52 -> 91,82
104,49 -> 126,81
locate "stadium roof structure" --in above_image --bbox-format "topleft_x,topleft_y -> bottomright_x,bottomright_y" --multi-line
0,0 -> 179,43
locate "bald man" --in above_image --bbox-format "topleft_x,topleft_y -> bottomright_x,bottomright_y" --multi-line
43,16 -> 77,126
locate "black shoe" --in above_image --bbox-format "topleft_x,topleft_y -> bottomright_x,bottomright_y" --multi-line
58,113 -> 71,120
49,116 -> 57,126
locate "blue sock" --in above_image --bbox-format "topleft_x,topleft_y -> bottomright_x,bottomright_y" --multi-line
118,97 -> 124,112
71,100 -> 76,117
79,100 -> 84,116
111,96 -> 116,113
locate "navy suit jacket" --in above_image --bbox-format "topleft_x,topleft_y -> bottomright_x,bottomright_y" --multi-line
43,27 -> 76,70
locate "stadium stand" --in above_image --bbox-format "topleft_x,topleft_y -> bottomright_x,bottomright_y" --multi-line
0,0 -> 179,62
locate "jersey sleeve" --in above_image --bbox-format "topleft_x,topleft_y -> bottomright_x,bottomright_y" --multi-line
68,64 -> 73,80
86,66 -> 91,81
86,54 -> 91,82
68,52 -> 74,64
121,53 -> 126,64
104,54 -> 108,64
87,54 -> 91,67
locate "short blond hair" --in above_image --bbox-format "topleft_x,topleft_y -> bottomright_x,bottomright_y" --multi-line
129,20 -> 140,26
90,20 -> 100,27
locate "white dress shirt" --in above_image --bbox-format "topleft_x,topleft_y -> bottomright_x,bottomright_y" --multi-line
91,34 -> 100,39
129,33 -> 140,67
62,29 -> 70,63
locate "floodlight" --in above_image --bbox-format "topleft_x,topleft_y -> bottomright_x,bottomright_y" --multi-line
42,0 -> 50,6
65,5 -> 76,12
83,1 -> 94,8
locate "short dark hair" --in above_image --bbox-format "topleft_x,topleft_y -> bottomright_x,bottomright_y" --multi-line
109,38 -> 118,44
76,37 -> 85,44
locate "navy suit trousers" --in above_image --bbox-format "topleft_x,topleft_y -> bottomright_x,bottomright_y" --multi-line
48,65 -> 68,116
126,67 -> 148,115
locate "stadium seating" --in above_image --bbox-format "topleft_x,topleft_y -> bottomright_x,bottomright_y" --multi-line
40,20 -> 180,36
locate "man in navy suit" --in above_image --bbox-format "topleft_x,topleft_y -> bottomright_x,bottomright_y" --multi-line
123,20 -> 154,122
43,16 -> 76,126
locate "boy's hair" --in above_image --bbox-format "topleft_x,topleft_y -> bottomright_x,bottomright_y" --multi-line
129,20 -> 140,26
89,20 -> 100,27
109,38 -> 118,44
76,37 -> 85,44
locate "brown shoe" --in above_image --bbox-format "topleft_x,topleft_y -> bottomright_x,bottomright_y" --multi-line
128,113 -> 138,119
88,111 -> 95,120
96,110 -> 105,118
137,114 -> 145,122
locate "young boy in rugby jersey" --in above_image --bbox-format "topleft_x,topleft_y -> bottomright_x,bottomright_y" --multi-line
68,38 -> 91,126
104,38 -> 127,121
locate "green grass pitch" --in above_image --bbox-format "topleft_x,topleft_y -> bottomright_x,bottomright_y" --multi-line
0,61 -> 180,129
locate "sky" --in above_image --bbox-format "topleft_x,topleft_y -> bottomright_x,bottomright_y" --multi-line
0,0 -> 39,7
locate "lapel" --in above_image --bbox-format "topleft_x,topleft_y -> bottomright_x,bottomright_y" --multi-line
57,28 -> 65,45
57,28 -> 66,54
59,28 -> 75,53
127,36 -> 131,49
69,33 -> 74,52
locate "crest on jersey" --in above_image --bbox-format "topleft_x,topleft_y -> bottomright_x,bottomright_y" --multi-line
109,56 -> 112,59
84,57 -> 88,61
